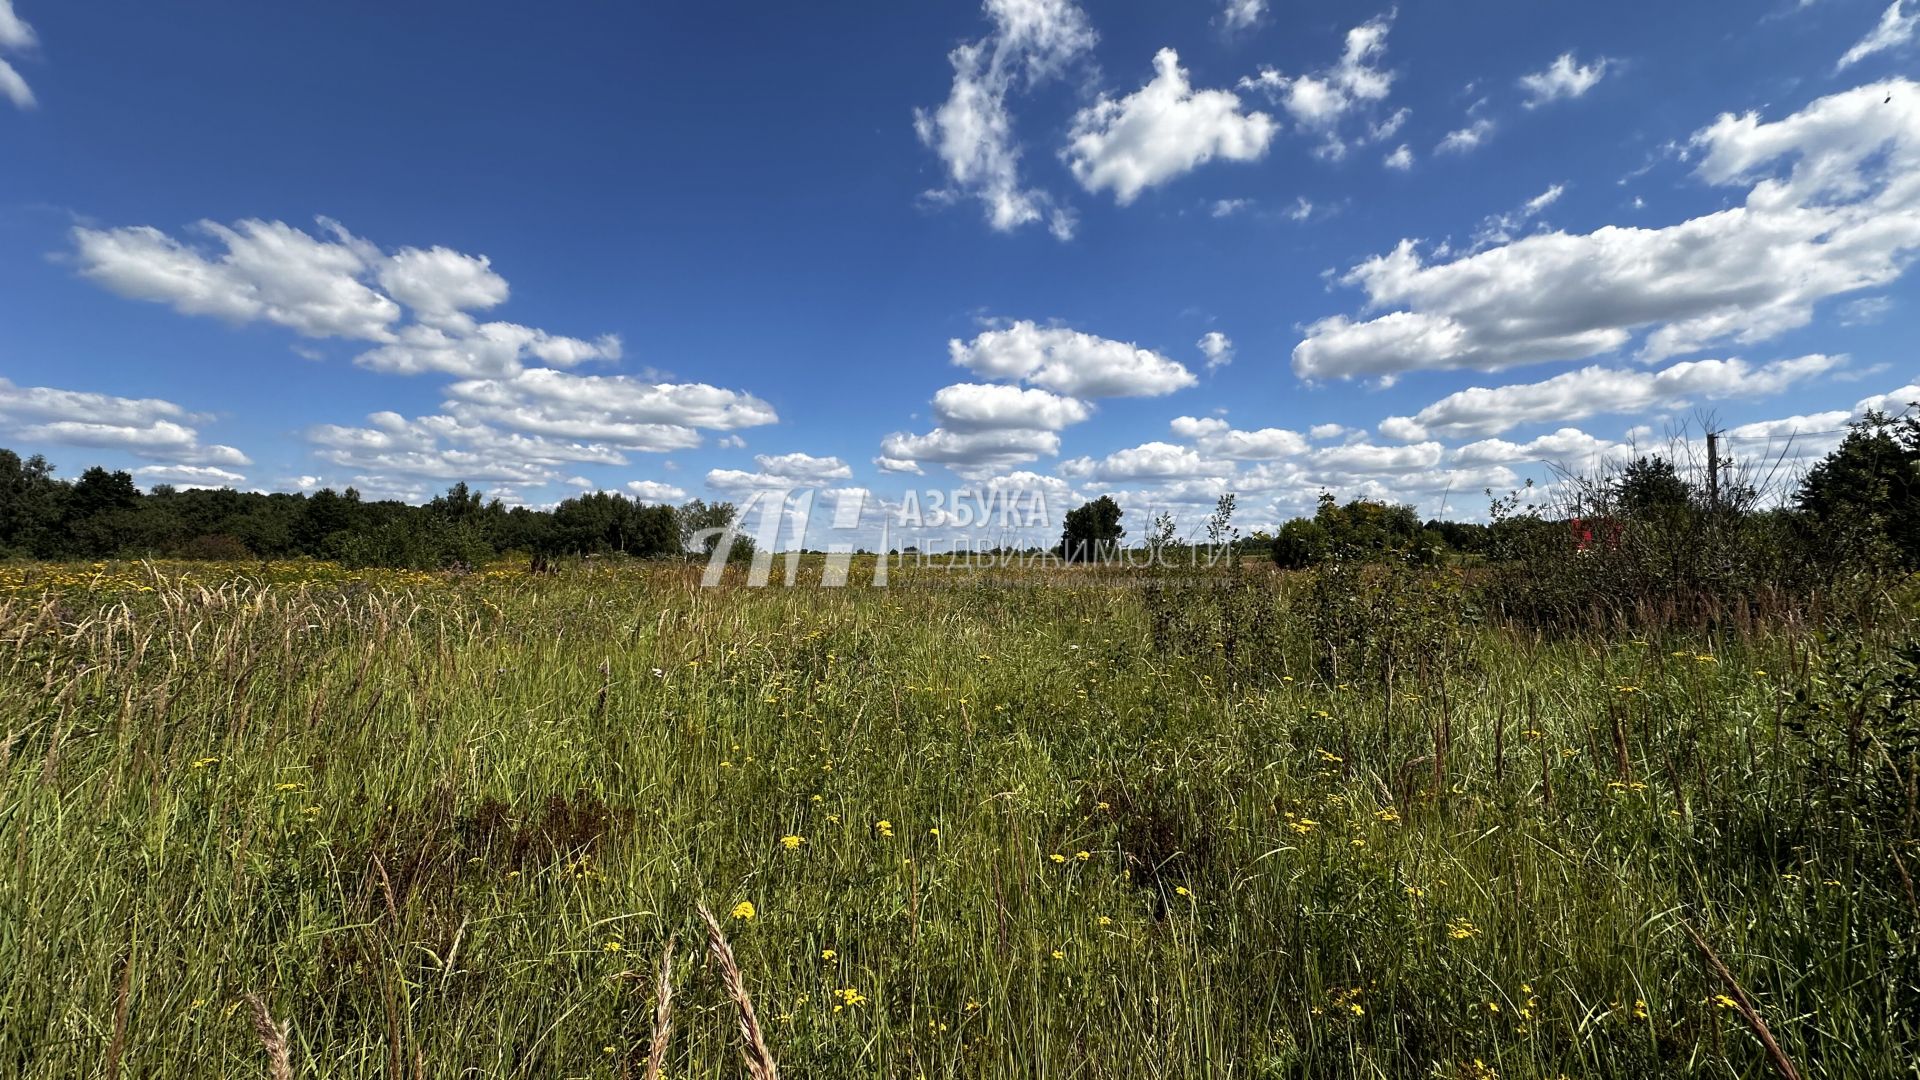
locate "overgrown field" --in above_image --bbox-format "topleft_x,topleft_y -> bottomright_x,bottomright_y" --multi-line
1,560 -> 1916,1078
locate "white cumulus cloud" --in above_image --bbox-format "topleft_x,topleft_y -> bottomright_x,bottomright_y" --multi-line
932,382 -> 1092,430
1294,80 -> 1920,381
1450,428 -> 1621,466
624,480 -> 688,502
1837,0 -> 1917,69
1060,440 -> 1233,482
1221,0 -> 1265,33
914,0 -> 1094,239
1197,331 -> 1234,371
1170,415 -> 1310,459
1066,48 -> 1276,204
133,464 -> 248,490
1238,13 -> 1398,160
71,217 -> 625,379
1436,118 -> 1494,155
949,321 -> 1196,398
0,0 -> 35,109
0,377 -> 250,466
880,427 -> 1061,475
1518,52 -> 1610,108
441,368 -> 778,448
1378,354 -> 1845,439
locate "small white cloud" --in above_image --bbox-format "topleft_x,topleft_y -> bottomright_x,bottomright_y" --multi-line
879,427 -> 1060,475
71,216 -> 624,380
133,464 -> 248,490
1171,416 -> 1309,459
932,383 -> 1092,431
749,452 -> 853,483
874,456 -> 925,475
1371,107 -> 1410,141
1197,331 -> 1234,371
0,0 -> 36,110
0,377 -> 251,466
913,0 -> 1094,237
1436,118 -> 1494,155
0,1 -> 35,50
308,411 -> 629,486
1066,49 -> 1276,205
1211,197 -> 1255,217
1238,13 -> 1398,160
1472,183 -> 1565,249
950,321 -> 1197,398
0,56 -> 31,110
1377,354 -> 1846,439
1061,440 -> 1234,482
440,368 -> 777,449
1840,295 -> 1894,324
377,246 -> 509,321
1518,52 -> 1611,108
1383,144 -> 1414,170
1450,428 -> 1619,467
1220,0 -> 1265,33
625,480 -> 688,502
1837,0 -> 1917,69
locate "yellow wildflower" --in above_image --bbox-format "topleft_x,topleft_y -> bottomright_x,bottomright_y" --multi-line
730,901 -> 756,921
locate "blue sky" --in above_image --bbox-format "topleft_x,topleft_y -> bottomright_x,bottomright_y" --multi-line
1,0 -> 1917,542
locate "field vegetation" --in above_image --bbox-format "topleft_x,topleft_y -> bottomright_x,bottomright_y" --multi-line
0,554 -> 1915,1078
1,411 -> 1917,1078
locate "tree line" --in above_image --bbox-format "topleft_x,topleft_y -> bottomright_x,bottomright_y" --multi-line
6,409 -> 1914,578
0,451 -> 748,569
1255,411 -> 1918,577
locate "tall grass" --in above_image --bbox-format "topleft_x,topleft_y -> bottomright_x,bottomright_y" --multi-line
0,560 -> 1914,1078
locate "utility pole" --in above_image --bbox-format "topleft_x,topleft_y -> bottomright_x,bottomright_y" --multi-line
1705,430 -> 1720,510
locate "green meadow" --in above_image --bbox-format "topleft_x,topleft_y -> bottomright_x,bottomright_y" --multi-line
1,559 -> 1915,1078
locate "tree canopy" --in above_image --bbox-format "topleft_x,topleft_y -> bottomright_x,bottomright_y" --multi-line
1056,495 -> 1125,563
0,447 -> 738,569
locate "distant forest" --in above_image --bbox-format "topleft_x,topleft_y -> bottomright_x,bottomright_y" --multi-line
3,408 -> 1915,575
0,448 -> 743,569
